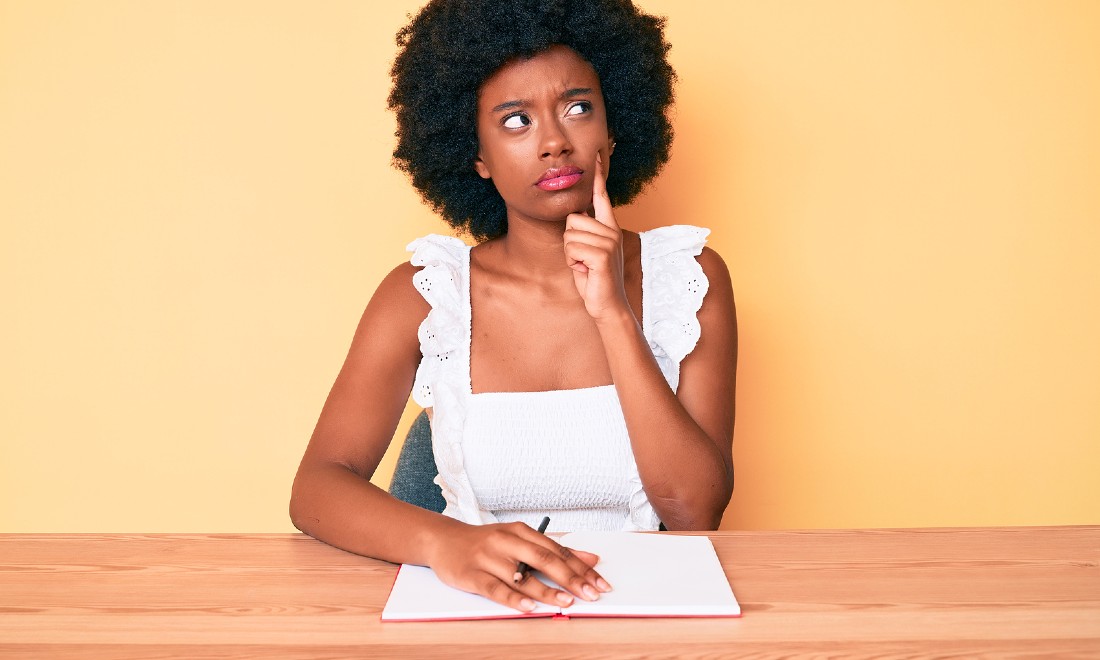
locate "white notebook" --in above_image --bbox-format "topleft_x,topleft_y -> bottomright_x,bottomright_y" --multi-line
381,532 -> 741,621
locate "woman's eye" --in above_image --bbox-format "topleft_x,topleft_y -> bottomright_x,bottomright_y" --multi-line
566,102 -> 592,116
502,113 -> 530,129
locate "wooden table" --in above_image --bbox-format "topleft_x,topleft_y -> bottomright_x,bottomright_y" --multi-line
1,527 -> 1097,658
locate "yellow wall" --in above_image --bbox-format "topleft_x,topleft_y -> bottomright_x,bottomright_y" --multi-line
1,0 -> 1097,532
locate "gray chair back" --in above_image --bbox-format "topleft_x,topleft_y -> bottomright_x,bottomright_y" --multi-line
388,410 -> 445,513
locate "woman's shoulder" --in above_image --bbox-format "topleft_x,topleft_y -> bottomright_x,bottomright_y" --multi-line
369,260 -> 431,323
696,244 -> 731,286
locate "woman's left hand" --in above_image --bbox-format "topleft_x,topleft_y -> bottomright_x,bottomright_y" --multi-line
564,152 -> 631,323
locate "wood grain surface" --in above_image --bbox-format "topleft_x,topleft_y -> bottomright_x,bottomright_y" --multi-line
1,527 -> 1097,658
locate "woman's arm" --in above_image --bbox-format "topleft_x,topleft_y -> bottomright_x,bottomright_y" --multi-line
593,250 -> 736,530
289,263 -> 610,609
564,157 -> 736,530
289,262 -> 445,562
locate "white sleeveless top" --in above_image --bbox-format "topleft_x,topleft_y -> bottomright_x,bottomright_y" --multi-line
407,225 -> 710,532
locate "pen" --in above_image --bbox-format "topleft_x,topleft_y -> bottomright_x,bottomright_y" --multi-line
513,516 -> 551,583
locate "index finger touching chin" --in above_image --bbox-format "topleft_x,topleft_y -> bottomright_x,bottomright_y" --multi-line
592,151 -> 615,228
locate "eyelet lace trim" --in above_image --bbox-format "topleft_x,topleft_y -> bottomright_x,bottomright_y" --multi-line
407,235 -> 495,524
640,225 -> 711,394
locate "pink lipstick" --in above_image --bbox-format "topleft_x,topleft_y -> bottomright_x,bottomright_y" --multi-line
535,166 -> 583,191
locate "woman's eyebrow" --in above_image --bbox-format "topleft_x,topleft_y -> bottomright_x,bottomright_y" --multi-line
491,99 -> 524,113
490,87 -> 594,114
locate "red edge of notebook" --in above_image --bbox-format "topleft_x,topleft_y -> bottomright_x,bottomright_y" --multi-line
380,611 -> 743,623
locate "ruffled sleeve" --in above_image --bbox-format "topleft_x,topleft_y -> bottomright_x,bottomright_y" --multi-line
639,225 -> 711,393
407,235 -> 469,408
406,235 -> 496,525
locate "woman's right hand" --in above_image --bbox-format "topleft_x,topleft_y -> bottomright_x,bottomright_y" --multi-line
427,521 -> 612,612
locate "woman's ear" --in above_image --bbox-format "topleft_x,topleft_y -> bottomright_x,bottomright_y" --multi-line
473,154 -> 491,179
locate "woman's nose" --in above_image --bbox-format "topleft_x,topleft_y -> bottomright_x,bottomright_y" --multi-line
539,120 -> 573,159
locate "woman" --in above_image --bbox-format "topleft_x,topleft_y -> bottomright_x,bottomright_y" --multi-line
290,0 -> 737,613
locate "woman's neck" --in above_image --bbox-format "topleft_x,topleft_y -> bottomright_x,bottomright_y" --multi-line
478,217 -> 574,284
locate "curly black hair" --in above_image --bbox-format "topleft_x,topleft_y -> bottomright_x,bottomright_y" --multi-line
388,0 -> 676,242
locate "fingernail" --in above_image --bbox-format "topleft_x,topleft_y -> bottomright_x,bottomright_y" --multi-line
583,584 -> 599,601
556,591 -> 574,606
519,598 -> 536,611
597,577 -> 612,592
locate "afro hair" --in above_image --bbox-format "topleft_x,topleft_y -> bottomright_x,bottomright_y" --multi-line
387,0 -> 676,242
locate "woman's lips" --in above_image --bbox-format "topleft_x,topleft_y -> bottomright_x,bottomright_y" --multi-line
535,166 -> 583,191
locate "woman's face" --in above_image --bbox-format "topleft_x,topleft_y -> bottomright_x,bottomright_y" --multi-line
474,45 -> 613,226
